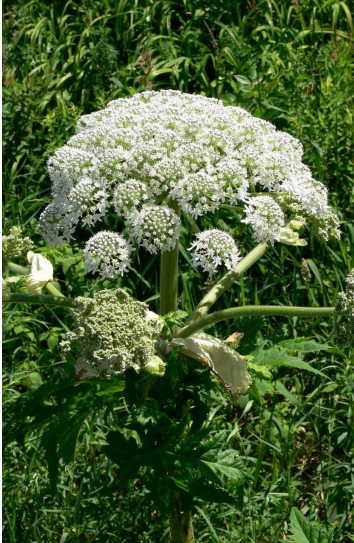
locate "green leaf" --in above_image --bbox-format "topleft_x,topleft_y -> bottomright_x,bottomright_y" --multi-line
278,338 -> 331,352
166,448 -> 250,486
96,379 -> 125,396
3,377 -> 79,446
47,335 -> 59,350
186,480 -> 235,504
57,411 -> 88,464
254,348 -> 327,378
27,372 -> 43,390
289,508 -> 334,543
103,430 -> 164,488
163,310 -> 189,328
41,431 -> 59,495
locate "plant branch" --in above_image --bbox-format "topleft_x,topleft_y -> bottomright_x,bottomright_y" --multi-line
45,282 -> 64,297
178,305 -> 338,338
184,242 -> 268,327
2,292 -> 75,309
6,262 -> 30,274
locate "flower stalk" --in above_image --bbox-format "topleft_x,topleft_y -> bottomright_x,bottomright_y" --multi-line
2,292 -> 75,309
179,305 -> 338,338
159,202 -> 195,542
6,261 -> 30,274
45,281 -> 64,297
160,200 -> 181,316
184,242 -> 268,327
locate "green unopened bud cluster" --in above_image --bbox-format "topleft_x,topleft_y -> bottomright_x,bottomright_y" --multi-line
61,289 -> 162,377
2,227 -> 33,262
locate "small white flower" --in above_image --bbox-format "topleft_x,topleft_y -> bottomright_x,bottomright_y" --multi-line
189,229 -> 240,276
84,231 -> 132,279
242,196 -> 285,244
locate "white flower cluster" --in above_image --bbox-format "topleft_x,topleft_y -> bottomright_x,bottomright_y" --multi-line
39,90 -> 338,278
242,196 -> 285,244
83,232 -> 132,278
189,229 -> 240,275
130,204 -> 180,254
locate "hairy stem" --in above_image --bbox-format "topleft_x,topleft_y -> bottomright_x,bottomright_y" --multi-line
2,292 -> 75,309
170,494 -> 195,543
160,200 -> 180,316
184,242 -> 268,326
178,305 -> 337,338
6,261 -> 30,274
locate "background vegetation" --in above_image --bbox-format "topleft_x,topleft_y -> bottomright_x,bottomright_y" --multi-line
2,0 -> 354,541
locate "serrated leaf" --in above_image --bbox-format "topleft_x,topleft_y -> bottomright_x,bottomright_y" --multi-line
187,481 -> 235,504
103,431 -> 165,488
289,508 -> 318,543
163,310 -> 189,328
289,508 -> 334,543
3,377 -> 79,446
183,431 -> 227,458
254,348 -> 327,378
166,448 -> 250,486
278,338 -> 331,352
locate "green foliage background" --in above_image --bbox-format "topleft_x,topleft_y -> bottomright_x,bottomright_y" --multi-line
2,0 -> 354,541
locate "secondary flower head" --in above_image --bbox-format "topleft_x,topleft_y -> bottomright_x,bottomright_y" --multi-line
189,229 -> 240,275
130,204 -> 180,254
83,231 -> 132,278
242,196 -> 285,244
61,289 -> 161,377
39,90 -> 339,277
2,227 -> 33,261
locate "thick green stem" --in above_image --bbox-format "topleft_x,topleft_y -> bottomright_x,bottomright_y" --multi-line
2,292 -> 75,309
6,261 -> 30,274
170,494 -> 195,543
184,242 -> 268,327
158,202 -> 194,541
178,305 -> 337,338
45,282 -> 64,297
160,201 -> 180,315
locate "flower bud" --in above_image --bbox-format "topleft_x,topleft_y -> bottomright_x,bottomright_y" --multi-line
144,354 -> 166,376
279,228 -> 307,246
288,219 -> 305,231
26,252 -> 54,293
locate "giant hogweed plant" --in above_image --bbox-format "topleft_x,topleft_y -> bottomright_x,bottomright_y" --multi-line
3,91 -> 352,542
